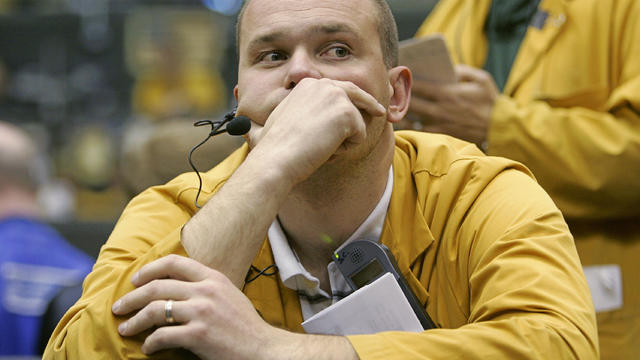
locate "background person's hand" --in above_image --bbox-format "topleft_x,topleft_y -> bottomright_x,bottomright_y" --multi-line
112,255 -> 281,360
407,64 -> 499,148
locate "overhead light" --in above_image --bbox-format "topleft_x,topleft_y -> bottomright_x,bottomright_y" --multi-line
200,0 -> 242,15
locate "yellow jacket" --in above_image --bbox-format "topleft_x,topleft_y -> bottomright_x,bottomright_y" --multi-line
44,132 -> 597,359
416,1 -> 640,358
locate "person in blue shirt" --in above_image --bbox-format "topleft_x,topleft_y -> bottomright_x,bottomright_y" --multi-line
0,121 -> 94,356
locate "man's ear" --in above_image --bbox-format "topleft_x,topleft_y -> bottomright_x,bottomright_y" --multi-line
386,66 -> 412,124
233,85 -> 239,101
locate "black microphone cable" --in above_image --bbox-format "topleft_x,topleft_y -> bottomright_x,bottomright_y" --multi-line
188,112 -> 277,286
188,109 -> 250,208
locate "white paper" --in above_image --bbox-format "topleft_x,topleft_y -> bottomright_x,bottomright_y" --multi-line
301,272 -> 423,335
398,34 -> 456,83
583,264 -> 623,312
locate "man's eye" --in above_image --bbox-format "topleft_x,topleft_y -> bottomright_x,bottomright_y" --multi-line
325,46 -> 351,58
260,51 -> 287,63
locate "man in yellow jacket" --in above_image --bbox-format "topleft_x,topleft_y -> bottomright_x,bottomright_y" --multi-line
45,0 -> 597,358
410,1 -> 640,358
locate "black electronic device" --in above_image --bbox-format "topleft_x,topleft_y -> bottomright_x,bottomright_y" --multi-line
333,240 -> 436,330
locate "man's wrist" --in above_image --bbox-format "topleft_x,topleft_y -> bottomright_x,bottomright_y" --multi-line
243,143 -> 298,191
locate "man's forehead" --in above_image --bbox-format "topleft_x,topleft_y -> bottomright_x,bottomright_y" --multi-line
248,22 -> 359,47
239,0 -> 378,44
245,0 -> 372,14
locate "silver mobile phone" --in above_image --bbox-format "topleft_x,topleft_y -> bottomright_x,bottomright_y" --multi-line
333,240 -> 437,330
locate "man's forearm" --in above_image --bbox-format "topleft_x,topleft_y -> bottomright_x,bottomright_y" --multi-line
266,329 -> 359,360
181,148 -> 294,288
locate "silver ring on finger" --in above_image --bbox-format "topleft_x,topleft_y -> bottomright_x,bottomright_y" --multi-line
165,299 -> 176,325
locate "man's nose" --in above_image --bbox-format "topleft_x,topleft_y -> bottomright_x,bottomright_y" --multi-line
283,50 -> 322,90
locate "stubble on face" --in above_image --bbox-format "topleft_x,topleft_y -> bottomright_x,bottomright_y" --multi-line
291,125 -> 392,207
237,0 -> 395,201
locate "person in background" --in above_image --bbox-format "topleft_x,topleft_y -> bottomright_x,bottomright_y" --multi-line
120,119 -> 243,198
408,1 -> 640,358
46,0 -> 597,358
0,121 -> 94,356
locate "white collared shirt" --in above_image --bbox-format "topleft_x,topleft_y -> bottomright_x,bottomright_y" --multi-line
267,166 -> 394,320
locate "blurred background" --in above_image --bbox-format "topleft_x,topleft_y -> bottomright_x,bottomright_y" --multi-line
0,0 -> 438,258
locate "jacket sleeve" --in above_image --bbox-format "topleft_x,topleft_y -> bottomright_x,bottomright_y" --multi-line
417,0 -> 640,220
43,182 -> 200,359
489,92 -> 640,220
347,169 -> 599,359
487,0 -> 640,220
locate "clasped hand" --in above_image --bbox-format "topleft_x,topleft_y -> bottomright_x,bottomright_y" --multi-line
112,255 -> 279,359
239,78 -> 386,185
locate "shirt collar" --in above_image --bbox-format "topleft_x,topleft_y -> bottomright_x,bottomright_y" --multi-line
268,166 -> 394,294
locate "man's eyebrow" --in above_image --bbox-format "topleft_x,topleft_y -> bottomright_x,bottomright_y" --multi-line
309,23 -> 357,36
246,23 -> 359,50
247,31 -> 286,51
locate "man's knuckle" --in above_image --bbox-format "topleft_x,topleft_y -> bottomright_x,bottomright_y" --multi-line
149,330 -> 168,348
196,281 -> 217,297
337,102 -> 353,116
208,268 -> 225,282
341,110 -> 359,125
342,80 -> 357,91
191,322 -> 209,341
326,85 -> 345,98
300,78 -> 318,88
138,307 -> 153,324
193,300 -> 215,318
165,254 -> 179,262
147,280 -> 161,297
165,254 -> 183,267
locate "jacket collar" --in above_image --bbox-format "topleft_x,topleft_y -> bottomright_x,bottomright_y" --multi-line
504,0 -> 569,94
380,148 -> 435,276
451,0 -> 569,95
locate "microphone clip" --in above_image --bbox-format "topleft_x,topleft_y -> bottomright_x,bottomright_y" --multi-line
193,108 -> 237,137
189,108 -> 250,208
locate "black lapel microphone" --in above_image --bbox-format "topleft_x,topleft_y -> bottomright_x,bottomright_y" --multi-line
189,109 -> 252,208
205,115 -> 252,136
